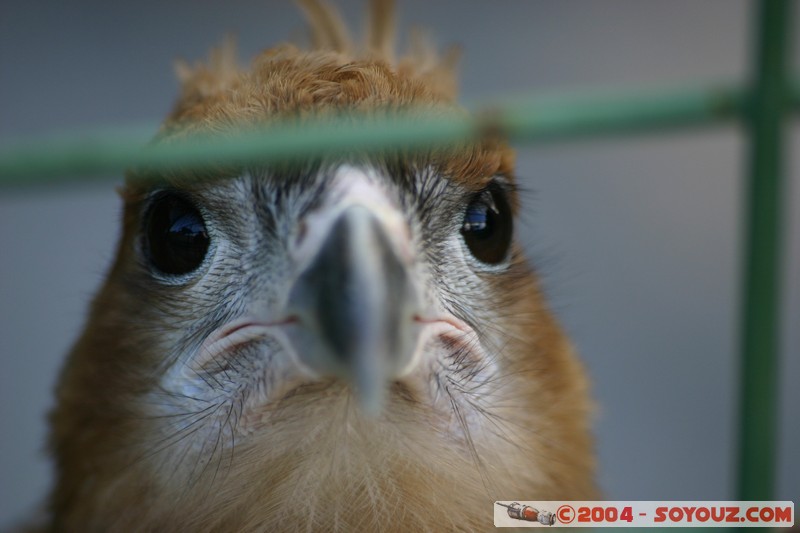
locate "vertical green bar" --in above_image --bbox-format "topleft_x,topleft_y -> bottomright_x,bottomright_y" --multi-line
737,0 -> 791,501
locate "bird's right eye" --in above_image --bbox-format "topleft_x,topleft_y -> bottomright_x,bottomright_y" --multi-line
144,193 -> 210,276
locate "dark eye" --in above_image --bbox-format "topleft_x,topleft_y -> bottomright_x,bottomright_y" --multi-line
144,193 -> 210,275
461,183 -> 513,265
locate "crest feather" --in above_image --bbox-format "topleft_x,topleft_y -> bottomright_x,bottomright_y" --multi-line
297,0 -> 460,99
296,0 -> 353,53
173,35 -> 241,108
168,0 -> 462,125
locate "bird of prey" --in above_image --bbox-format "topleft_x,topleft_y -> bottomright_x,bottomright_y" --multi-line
46,1 -> 597,530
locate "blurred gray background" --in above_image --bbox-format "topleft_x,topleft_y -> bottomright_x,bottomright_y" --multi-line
1,0 -> 798,527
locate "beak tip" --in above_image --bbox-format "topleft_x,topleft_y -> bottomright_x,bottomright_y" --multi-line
353,361 -> 387,416
356,391 -> 385,417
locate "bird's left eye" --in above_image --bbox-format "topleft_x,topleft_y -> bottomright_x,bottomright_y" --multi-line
461,183 -> 513,265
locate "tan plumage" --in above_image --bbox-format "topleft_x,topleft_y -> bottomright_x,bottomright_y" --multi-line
46,1 -> 597,531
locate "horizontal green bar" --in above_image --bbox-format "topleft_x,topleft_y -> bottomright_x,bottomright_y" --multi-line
0,81 -> 797,187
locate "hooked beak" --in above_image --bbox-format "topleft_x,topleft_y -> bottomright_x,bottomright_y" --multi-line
285,204 -> 421,413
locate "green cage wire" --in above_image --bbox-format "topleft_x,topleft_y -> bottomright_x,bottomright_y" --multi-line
0,0 -> 797,502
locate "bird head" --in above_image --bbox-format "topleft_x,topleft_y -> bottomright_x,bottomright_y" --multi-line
49,1 -> 597,530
